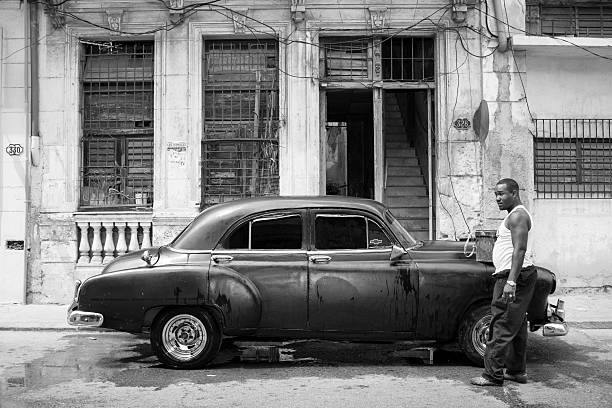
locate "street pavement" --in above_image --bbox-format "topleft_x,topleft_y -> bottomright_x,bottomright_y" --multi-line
1,290 -> 611,331
1,290 -> 611,408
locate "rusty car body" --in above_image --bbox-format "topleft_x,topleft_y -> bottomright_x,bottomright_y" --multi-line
68,196 -> 567,368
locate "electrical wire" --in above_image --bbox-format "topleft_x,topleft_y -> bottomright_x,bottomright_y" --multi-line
475,3 -> 612,62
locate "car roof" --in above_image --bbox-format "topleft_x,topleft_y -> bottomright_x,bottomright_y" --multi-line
170,196 -> 389,251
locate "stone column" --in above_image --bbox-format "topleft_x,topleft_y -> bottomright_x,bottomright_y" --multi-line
90,222 -> 103,264
127,222 -> 140,251
141,222 -> 152,249
76,222 -> 91,264
115,223 -> 128,256
102,222 -> 115,264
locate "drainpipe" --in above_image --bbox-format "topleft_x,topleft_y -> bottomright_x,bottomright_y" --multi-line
29,0 -> 40,166
25,0 -> 40,303
491,0 -> 510,52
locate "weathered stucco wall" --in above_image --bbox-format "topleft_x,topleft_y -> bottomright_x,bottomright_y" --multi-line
532,199 -> 612,287
0,1 -> 28,303
525,50 -> 612,288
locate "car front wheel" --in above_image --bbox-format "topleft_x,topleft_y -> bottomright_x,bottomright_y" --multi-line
151,308 -> 221,369
458,303 -> 491,367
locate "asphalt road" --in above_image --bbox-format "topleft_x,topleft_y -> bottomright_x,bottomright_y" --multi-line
0,327 -> 611,408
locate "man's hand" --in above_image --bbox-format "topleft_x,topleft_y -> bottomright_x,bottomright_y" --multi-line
502,282 -> 516,303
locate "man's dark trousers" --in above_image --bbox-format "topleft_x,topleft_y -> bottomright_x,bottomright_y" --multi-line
483,266 -> 537,383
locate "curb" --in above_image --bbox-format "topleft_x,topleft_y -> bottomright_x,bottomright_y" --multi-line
0,327 -> 116,333
2,322 -> 612,332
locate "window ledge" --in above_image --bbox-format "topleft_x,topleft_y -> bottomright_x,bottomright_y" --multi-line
512,34 -> 612,57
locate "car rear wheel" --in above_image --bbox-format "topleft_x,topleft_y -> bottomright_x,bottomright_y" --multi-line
151,308 -> 221,369
458,303 -> 491,367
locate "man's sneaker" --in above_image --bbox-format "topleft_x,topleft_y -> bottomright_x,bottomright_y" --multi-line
470,376 -> 503,386
504,372 -> 528,384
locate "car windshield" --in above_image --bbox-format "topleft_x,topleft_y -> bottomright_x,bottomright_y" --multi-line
384,209 -> 419,248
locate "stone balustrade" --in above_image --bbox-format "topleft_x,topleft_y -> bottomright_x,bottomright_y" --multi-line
74,212 -> 153,265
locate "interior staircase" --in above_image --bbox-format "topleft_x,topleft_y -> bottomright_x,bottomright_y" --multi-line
383,94 -> 430,241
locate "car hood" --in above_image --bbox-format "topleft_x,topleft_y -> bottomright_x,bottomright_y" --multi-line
101,246 -> 189,274
406,240 -> 476,260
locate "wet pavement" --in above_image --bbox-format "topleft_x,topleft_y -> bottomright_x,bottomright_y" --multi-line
1,328 -> 611,408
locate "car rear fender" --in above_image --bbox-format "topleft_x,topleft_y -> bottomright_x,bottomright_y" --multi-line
527,266 -> 556,328
208,266 -> 263,332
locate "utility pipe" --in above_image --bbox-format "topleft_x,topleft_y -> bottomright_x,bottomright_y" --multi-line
24,0 -> 40,303
491,0 -> 509,53
29,0 -> 40,166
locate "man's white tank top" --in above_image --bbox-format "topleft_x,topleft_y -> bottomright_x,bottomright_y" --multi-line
492,205 -> 534,273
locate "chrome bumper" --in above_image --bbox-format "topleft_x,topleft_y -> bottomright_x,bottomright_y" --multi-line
543,321 -> 569,336
67,310 -> 104,327
542,298 -> 568,337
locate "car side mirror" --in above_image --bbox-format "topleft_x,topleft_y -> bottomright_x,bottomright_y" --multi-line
141,248 -> 160,267
390,244 -> 407,262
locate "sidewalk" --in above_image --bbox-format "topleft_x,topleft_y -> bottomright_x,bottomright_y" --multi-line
0,292 -> 611,331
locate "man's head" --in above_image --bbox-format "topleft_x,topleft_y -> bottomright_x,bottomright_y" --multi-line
494,178 -> 521,211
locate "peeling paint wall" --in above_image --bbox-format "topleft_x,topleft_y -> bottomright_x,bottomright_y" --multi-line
525,51 -> 612,288
0,1 -> 28,303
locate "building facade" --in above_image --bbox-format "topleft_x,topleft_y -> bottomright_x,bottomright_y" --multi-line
0,0 -> 610,304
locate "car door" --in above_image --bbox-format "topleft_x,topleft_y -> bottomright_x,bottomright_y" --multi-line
210,210 -> 308,331
307,210 -> 418,333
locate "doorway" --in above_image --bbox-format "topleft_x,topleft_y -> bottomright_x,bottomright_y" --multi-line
325,90 -> 374,199
383,90 -> 434,241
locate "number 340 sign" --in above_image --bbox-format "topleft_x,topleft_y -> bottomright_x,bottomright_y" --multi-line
5,144 -> 24,156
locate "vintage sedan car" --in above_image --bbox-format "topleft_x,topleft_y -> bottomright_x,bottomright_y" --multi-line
68,196 -> 567,369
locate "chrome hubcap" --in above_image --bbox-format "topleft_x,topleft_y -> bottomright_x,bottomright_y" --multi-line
162,314 -> 208,361
472,314 -> 492,357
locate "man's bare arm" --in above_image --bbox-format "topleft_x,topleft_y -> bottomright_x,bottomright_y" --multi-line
502,210 -> 531,300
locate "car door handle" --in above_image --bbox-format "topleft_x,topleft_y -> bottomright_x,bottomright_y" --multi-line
309,255 -> 331,264
212,255 -> 233,264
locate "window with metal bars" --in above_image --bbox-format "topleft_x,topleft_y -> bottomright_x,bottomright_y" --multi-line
202,40 -> 279,207
320,37 -> 435,82
527,1 -> 612,37
320,38 -> 370,80
382,37 -> 435,82
534,119 -> 612,198
80,41 -> 154,209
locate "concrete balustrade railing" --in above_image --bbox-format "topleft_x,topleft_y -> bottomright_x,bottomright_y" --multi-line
74,212 -> 153,265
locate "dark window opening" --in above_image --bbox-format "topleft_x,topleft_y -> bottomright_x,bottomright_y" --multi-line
80,41 -> 154,209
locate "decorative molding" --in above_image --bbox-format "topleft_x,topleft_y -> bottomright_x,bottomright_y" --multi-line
105,9 -> 124,35
168,0 -> 184,13
231,9 -> 249,33
43,1 -> 66,29
367,7 -> 388,31
291,0 -> 306,23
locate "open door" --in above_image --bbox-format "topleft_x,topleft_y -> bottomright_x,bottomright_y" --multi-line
324,90 -> 374,199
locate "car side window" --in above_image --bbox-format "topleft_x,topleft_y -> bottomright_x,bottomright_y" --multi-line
367,219 -> 392,248
224,214 -> 302,250
315,215 -> 367,249
315,215 -> 392,250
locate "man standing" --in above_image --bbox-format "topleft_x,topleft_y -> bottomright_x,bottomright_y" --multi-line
471,178 -> 537,386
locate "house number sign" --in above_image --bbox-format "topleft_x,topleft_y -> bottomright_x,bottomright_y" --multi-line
5,144 -> 24,156
453,118 -> 471,130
